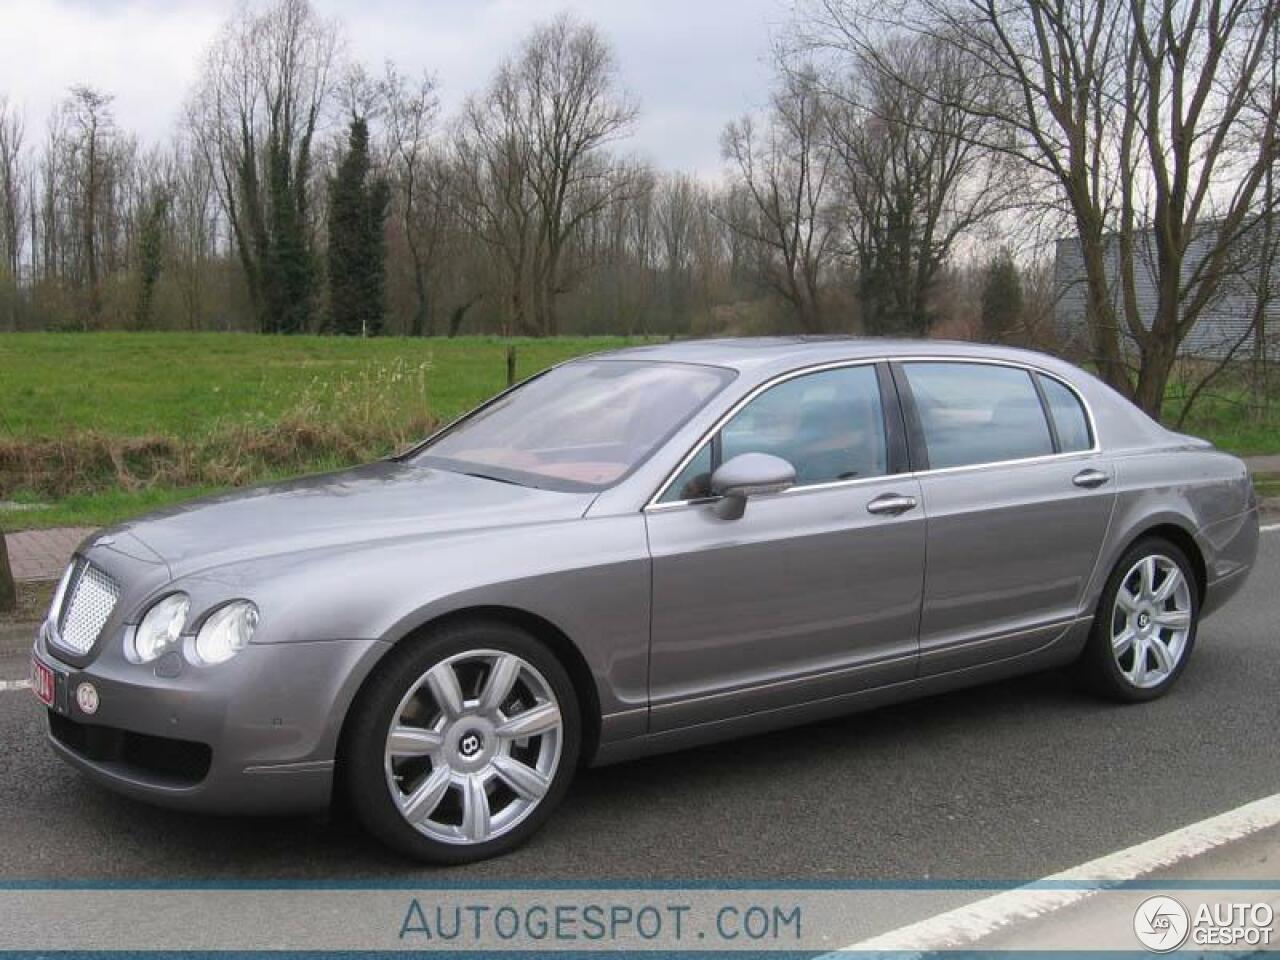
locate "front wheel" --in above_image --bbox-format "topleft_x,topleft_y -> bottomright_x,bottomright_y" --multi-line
342,621 -> 580,864
1078,537 -> 1199,702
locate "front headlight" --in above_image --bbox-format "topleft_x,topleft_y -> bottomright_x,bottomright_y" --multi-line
128,593 -> 190,663
193,601 -> 258,665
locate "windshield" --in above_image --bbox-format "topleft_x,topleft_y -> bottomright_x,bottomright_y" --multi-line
413,360 -> 734,491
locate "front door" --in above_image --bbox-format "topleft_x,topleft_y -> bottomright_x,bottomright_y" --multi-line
645,362 -> 926,732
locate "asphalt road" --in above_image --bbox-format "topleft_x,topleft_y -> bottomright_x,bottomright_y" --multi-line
1,532 -> 1276,883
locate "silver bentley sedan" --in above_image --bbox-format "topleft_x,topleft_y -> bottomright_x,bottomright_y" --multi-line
31,339 -> 1259,862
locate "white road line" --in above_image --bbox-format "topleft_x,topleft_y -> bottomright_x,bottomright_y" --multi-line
1261,522 -> 1280,533
834,792 -> 1280,956
0,679 -> 31,692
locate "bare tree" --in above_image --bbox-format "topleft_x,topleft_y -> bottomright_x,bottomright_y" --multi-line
128,147 -> 171,330
1246,21 -> 1280,420
0,97 -> 24,329
381,63 -> 444,335
817,34 -> 1017,335
169,136 -> 220,329
578,162 -> 651,335
516,15 -> 638,335
0,7 -> 1052,341
455,16 -> 637,336
722,67 -> 838,332
188,0 -> 339,333
36,109 -> 64,286
454,68 -> 540,335
655,173 -> 700,327
63,85 -> 115,327
798,0 -> 1280,416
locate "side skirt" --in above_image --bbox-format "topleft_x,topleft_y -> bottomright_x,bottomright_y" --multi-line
589,619 -> 1091,768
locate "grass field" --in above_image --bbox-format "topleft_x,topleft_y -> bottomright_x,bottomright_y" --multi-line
1161,380 -> 1280,458
0,333 -> 645,529
0,332 -> 1276,531
0,332 -> 634,437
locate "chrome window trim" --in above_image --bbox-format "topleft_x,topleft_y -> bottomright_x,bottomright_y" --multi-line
643,354 -> 1101,513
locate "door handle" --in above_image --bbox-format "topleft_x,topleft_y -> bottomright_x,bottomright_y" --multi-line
1072,468 -> 1110,489
867,493 -> 918,516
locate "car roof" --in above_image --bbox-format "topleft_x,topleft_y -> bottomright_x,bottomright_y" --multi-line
591,336 -> 1073,375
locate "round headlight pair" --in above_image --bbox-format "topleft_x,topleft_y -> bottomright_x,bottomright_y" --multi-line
127,596 -> 258,666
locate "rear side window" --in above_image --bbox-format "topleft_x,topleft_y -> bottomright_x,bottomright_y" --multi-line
1037,374 -> 1092,452
903,362 -> 1054,469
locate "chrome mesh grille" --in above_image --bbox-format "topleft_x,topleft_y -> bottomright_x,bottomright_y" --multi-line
56,562 -> 121,654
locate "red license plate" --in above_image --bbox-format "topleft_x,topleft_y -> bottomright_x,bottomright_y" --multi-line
31,656 -> 55,707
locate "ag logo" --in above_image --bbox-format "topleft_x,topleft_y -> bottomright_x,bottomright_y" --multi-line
1134,895 -> 1190,952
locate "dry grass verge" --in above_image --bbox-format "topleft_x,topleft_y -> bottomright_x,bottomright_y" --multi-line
0,413 -> 436,502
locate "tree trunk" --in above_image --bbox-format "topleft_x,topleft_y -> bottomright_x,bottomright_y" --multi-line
1076,229 -> 1134,399
1133,337 -> 1176,419
84,129 -> 99,331
448,294 -> 481,338
542,245 -> 561,337
510,286 -> 524,337
0,533 -> 16,614
797,293 -> 822,334
410,259 -> 430,337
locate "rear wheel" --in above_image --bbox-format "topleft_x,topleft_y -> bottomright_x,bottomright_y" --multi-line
1079,537 -> 1199,702
342,620 -> 580,863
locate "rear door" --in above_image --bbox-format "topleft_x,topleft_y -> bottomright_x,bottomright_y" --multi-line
645,362 -> 926,731
894,360 -> 1115,675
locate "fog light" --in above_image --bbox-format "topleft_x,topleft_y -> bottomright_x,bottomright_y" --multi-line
75,682 -> 99,715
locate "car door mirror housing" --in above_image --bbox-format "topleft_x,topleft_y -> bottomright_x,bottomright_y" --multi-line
709,453 -> 796,519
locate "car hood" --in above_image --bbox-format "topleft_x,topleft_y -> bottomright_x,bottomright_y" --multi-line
105,460 -> 597,578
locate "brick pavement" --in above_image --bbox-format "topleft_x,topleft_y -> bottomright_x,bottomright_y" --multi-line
3,527 -> 95,582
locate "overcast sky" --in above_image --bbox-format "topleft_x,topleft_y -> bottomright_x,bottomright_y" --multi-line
1,0 -> 787,177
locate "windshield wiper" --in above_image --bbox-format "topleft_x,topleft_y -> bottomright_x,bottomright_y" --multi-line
462,470 -> 526,488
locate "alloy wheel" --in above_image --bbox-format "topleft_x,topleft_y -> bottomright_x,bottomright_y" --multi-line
383,648 -> 563,845
1110,554 -> 1193,689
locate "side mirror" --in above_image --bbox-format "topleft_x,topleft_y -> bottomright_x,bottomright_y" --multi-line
709,452 -> 796,520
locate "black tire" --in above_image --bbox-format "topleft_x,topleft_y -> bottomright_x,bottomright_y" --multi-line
341,619 -> 580,864
1077,536 -> 1200,702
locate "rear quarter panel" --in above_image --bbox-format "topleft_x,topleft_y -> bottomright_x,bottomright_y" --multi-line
1089,446 -> 1258,616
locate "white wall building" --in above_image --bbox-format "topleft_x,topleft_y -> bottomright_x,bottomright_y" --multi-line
1053,222 -> 1279,360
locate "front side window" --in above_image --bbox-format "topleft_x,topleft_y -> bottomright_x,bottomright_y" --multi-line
1037,374 -> 1093,453
662,364 -> 888,502
416,360 -> 733,491
903,362 -> 1054,469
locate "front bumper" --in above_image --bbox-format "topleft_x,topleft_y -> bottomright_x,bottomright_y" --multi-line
34,620 -> 388,814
